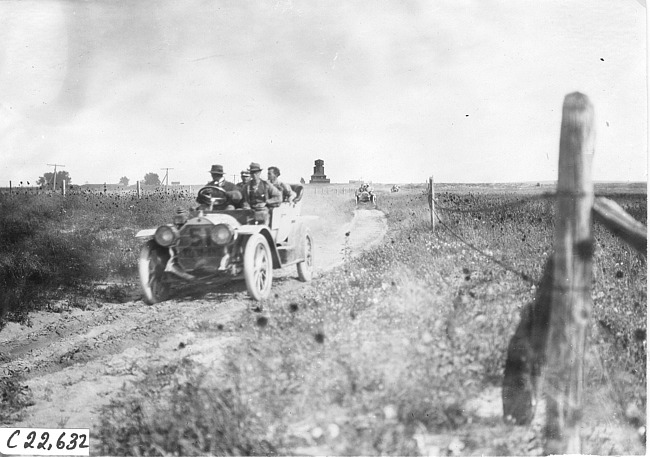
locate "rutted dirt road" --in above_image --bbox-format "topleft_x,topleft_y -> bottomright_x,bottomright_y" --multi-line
0,209 -> 387,437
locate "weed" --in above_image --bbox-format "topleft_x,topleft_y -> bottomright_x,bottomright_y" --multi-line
98,358 -> 274,456
0,377 -> 34,424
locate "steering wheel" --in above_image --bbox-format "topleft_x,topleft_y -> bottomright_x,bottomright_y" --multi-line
197,186 -> 229,208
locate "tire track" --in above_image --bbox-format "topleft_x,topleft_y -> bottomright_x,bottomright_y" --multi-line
0,208 -> 388,432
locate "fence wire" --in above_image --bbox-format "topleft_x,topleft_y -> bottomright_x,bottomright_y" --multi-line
430,190 -> 645,285
433,210 -> 537,285
434,192 -> 555,214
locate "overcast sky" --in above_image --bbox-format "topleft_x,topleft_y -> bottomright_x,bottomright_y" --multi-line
0,0 -> 646,185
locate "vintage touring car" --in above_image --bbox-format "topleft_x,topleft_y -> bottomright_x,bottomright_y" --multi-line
135,184 -> 313,304
355,186 -> 377,207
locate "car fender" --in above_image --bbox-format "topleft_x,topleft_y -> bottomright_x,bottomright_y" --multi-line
135,228 -> 156,240
192,213 -> 242,227
237,225 -> 281,268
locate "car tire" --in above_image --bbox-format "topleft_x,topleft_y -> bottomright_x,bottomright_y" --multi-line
244,233 -> 273,301
139,241 -> 171,305
297,232 -> 314,282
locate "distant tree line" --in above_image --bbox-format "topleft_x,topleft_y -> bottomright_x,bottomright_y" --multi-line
35,171 -> 165,188
118,173 -> 161,186
37,171 -> 72,189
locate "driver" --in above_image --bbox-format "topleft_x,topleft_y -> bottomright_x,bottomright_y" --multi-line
197,164 -> 243,209
207,164 -> 237,190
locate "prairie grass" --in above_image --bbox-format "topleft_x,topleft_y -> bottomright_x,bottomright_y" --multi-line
1,185 -> 645,453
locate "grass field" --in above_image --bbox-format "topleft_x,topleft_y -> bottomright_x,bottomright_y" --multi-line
0,183 -> 646,454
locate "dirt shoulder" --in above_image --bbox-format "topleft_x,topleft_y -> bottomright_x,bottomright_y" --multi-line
0,209 -> 387,435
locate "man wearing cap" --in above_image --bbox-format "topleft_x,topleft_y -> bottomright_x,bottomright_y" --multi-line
237,169 -> 251,191
267,166 -> 296,203
242,162 -> 281,225
198,164 -> 242,209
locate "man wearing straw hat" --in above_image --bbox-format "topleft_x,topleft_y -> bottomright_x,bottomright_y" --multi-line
242,162 -> 281,225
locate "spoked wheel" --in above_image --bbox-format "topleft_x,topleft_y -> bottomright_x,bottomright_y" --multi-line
139,241 -> 171,305
297,232 -> 314,282
243,234 -> 273,301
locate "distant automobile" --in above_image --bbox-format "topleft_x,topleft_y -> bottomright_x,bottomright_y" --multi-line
390,185 -> 400,193
135,184 -> 313,304
355,184 -> 377,207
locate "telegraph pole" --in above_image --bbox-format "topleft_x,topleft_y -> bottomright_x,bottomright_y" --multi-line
161,167 -> 174,189
47,163 -> 65,190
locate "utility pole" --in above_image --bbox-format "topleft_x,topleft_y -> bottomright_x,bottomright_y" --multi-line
161,167 -> 174,189
47,163 -> 65,190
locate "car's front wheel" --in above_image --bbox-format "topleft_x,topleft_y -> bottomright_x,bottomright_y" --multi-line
139,241 -> 171,305
243,234 -> 273,301
297,232 -> 314,282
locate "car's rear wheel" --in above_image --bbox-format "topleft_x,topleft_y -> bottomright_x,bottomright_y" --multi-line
139,241 -> 171,305
297,232 -> 314,282
244,234 -> 273,301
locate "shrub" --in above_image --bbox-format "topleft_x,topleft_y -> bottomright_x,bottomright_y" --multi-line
98,359 -> 274,456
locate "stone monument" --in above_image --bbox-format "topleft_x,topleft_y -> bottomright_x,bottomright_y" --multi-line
309,159 -> 330,184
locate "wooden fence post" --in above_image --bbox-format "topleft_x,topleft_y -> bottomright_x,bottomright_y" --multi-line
137,181 -> 141,199
544,92 -> 595,454
428,176 -> 435,231
9,181 -> 12,194
62,180 -> 66,196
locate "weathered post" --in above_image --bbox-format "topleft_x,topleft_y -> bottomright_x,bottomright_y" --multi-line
137,180 -> 141,199
9,181 -> 12,194
428,176 -> 435,231
62,180 -> 66,196
544,92 -> 595,454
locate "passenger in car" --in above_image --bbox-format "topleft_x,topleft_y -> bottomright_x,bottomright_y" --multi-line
267,166 -> 296,202
237,169 -> 251,191
241,162 -> 282,225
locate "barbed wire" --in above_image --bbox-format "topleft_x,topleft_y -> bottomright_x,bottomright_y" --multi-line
433,193 -> 555,214
432,191 -> 638,216
433,211 -> 538,285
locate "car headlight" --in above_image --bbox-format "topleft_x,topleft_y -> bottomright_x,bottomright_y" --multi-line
210,224 -> 233,245
155,225 -> 179,247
